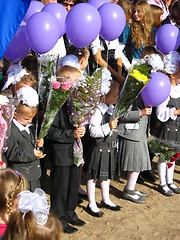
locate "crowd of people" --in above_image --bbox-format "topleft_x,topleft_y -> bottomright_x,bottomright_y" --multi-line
0,0 -> 180,238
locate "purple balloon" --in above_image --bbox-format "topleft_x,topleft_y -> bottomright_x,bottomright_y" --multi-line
98,3 -> 126,41
88,0 -> 109,9
155,24 -> 180,55
26,12 -> 60,54
23,1 -> 45,23
5,26 -> 30,61
42,3 -> 67,38
65,3 -> 101,48
141,72 -> 171,107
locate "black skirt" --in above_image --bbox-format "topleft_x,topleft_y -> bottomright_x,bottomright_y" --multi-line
84,139 -> 118,181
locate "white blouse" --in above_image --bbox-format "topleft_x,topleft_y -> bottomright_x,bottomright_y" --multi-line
89,102 -> 114,138
156,84 -> 180,122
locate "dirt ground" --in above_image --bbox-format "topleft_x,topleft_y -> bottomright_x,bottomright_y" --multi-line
45,157 -> 180,240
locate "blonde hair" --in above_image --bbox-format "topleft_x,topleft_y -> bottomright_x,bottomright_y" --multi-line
18,68 -> 38,88
150,4 -> 163,29
118,0 -> 133,24
3,211 -> 62,240
56,65 -> 81,82
0,168 -> 27,219
131,0 -> 154,48
15,103 -> 37,116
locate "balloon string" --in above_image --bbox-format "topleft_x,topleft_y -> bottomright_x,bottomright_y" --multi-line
106,41 -> 110,70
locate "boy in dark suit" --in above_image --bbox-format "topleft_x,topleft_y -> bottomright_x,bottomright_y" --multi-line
46,66 -> 86,234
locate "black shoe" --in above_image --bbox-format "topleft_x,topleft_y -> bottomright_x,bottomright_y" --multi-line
137,174 -> 144,184
78,192 -> 88,199
67,218 -> 86,226
63,224 -> 78,234
141,170 -> 156,183
99,201 -> 122,211
86,204 -> 104,218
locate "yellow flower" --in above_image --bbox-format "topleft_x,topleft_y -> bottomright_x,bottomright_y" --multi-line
130,69 -> 148,83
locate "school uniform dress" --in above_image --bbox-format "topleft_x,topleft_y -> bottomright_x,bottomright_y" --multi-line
84,103 -> 118,181
46,102 -> 80,228
5,120 -> 41,191
156,85 -> 180,142
117,96 -> 151,174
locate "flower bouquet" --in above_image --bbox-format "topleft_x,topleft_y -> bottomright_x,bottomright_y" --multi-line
38,78 -> 75,139
148,136 -> 180,168
0,94 -> 13,168
37,55 -> 58,110
67,68 -> 103,166
115,62 -> 152,118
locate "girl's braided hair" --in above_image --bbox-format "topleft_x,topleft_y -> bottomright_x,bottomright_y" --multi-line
0,168 -> 27,219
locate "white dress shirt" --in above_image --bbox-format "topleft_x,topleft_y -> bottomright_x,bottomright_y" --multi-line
89,102 -> 114,138
156,84 -> 180,122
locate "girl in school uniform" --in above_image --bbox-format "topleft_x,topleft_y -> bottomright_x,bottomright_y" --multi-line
85,70 -> 121,217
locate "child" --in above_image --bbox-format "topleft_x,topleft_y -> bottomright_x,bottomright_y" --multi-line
3,188 -> 62,240
2,64 -> 37,96
84,73 -> 121,217
61,46 -> 90,199
4,86 -> 45,192
117,95 -> 152,204
46,66 -> 86,234
0,168 -> 27,236
2,65 -> 37,96
156,51 -> 180,195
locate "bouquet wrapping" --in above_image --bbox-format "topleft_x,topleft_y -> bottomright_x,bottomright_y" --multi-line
0,95 -> 13,168
68,68 -> 102,166
115,62 -> 152,118
38,79 -> 75,139
37,55 -> 58,110
148,136 -> 180,168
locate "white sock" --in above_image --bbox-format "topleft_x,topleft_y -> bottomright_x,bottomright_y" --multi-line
167,161 -> 175,185
157,158 -> 167,186
86,179 -> 99,213
100,180 -> 116,207
126,171 -> 139,191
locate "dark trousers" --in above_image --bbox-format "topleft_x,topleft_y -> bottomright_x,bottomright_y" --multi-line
50,165 -> 80,222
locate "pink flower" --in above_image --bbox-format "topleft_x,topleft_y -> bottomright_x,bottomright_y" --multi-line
61,79 -> 72,91
53,81 -> 60,89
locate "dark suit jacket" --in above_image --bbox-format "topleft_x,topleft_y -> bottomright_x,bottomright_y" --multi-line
5,122 -> 41,181
46,103 -> 75,167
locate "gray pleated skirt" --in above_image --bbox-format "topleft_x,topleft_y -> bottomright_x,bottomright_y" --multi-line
118,136 -> 151,174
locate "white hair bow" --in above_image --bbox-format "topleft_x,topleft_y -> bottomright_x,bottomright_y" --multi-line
164,51 -> 180,74
17,188 -> 50,226
2,65 -> 29,90
59,54 -> 80,69
16,86 -> 39,107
